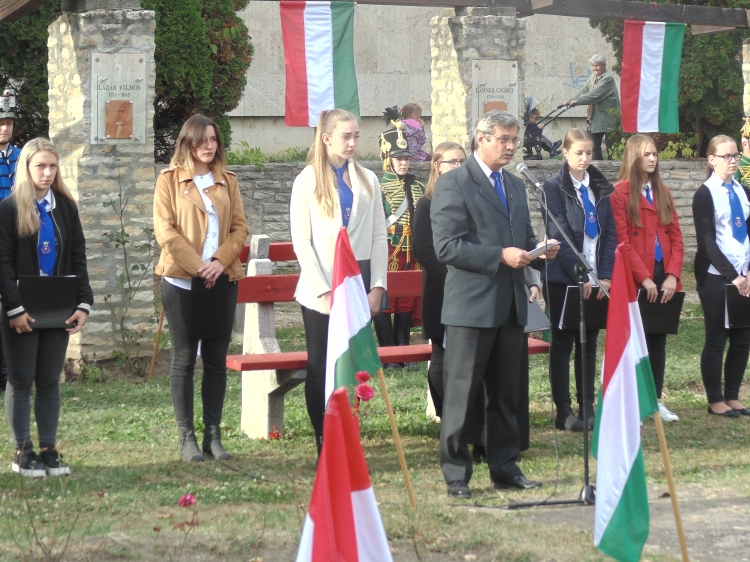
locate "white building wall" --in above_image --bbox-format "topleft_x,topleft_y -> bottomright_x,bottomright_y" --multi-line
229,4 -> 616,156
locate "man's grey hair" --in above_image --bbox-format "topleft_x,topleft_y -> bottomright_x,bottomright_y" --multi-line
589,54 -> 607,67
473,110 -> 520,139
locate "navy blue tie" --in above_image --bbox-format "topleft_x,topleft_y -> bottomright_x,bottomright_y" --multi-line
490,171 -> 508,211
724,182 -> 747,243
644,186 -> 663,262
37,201 -> 56,276
579,184 -> 599,239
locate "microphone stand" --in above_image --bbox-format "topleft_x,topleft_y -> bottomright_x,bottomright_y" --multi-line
508,178 -> 609,510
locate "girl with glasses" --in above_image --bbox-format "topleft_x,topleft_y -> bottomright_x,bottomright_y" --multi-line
693,134 -> 750,417
611,134 -> 684,422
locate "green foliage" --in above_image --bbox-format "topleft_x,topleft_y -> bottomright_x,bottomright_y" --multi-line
659,134 -> 698,159
591,0 -> 750,155
0,0 -> 62,146
142,0 -> 253,162
226,144 -> 310,170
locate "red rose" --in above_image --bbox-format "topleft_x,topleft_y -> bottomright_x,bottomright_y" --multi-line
356,383 -> 375,402
355,371 -> 371,384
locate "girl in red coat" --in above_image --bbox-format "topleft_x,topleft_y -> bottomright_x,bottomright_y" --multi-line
611,134 -> 684,422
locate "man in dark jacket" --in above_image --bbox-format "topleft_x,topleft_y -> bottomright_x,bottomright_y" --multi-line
431,110 -> 559,498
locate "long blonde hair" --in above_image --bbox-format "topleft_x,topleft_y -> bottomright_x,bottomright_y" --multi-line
425,141 -> 465,198
12,138 -> 75,238
307,109 -> 371,218
170,114 -> 227,177
705,134 -> 737,179
616,134 -> 674,227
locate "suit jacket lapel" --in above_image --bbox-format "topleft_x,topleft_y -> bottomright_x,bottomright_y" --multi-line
467,156 -> 509,218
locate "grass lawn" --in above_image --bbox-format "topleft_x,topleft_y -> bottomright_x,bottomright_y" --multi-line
0,303 -> 748,561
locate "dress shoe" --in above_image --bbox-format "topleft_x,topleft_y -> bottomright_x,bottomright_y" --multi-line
471,444 -> 487,464
446,480 -> 471,499
734,407 -> 750,416
493,474 -> 542,490
707,406 -> 740,418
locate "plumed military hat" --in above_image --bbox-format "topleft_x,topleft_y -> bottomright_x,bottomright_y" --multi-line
379,106 -> 411,165
0,90 -> 15,120
742,117 -> 750,139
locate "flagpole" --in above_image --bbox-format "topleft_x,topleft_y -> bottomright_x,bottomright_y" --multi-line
376,367 -> 417,510
653,413 -> 690,561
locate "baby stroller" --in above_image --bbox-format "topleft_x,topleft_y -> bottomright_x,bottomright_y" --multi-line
523,96 -> 567,160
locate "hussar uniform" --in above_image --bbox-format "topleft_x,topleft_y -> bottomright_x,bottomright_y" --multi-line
737,119 -> 750,189
0,90 -> 16,392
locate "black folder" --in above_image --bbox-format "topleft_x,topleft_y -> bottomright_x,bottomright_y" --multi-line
559,286 -> 609,331
17,275 -> 82,329
525,289 -> 550,333
189,274 -> 231,340
725,284 -> 750,329
637,290 -> 685,334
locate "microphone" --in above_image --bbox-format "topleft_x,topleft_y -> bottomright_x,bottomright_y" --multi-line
516,163 -> 543,191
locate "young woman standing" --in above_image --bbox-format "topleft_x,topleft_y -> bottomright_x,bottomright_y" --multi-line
154,114 -> 249,461
611,134 -> 684,422
0,138 -> 92,477
692,135 -> 750,418
290,109 -> 388,455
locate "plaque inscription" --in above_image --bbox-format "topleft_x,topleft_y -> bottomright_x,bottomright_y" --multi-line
91,53 -> 147,144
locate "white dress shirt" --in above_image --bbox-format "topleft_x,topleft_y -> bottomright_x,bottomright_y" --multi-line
473,152 -> 507,201
705,172 -> 750,277
165,171 -> 221,290
569,171 -> 599,282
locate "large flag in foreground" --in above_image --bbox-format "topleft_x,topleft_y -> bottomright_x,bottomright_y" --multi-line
280,1 -> 360,126
296,388 -> 393,562
621,21 -> 684,133
325,227 -> 382,404
592,244 -> 659,562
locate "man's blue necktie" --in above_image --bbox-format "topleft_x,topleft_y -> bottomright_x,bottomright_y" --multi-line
578,184 -> 599,239
644,186 -> 663,262
724,182 -> 747,243
490,171 -> 508,211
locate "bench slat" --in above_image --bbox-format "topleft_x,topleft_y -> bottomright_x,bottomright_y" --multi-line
227,339 -> 549,371
268,242 -> 298,262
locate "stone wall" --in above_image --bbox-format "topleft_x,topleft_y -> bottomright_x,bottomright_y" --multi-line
227,159 -> 705,260
48,9 -> 156,360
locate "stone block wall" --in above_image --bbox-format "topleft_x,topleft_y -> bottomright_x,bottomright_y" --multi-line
48,9 -> 156,360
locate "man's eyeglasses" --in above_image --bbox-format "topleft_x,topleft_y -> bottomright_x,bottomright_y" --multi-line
713,153 -> 740,162
439,159 -> 466,168
484,133 -> 521,148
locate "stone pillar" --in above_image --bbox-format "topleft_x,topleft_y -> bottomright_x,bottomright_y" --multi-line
743,39 -> 750,116
430,7 -> 526,148
47,3 -> 156,360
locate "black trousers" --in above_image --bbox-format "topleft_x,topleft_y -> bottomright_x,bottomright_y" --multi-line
300,306 -> 329,445
427,342 -> 444,418
440,306 -> 525,484
1,309 -> 70,451
697,273 -> 750,404
543,282 -> 597,407
161,281 -> 237,434
645,261 -> 667,398
592,131 -> 606,160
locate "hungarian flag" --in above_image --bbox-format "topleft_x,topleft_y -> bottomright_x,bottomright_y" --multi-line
621,21 -> 684,133
592,244 -> 659,562
280,1 -> 360,126
325,228 -> 382,404
295,388 -> 393,562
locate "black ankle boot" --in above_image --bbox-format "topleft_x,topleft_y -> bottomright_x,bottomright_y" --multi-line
394,312 -> 419,371
180,431 -> 205,462
373,312 -> 401,370
203,426 -> 231,460
577,401 -> 595,430
555,402 -> 584,433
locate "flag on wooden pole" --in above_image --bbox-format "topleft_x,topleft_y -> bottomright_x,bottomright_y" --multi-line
325,227 -> 382,404
295,388 -> 393,562
621,21 -> 684,133
592,244 -> 659,562
280,1 -> 360,127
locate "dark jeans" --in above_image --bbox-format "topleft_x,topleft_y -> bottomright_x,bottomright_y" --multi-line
543,282 -> 597,407
1,309 -> 69,451
646,261 -> 667,398
161,281 -> 238,434
592,131 -> 606,160
697,273 -> 750,404
300,306 -> 329,446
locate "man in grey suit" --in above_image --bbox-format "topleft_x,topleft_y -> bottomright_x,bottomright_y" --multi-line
431,110 -> 559,498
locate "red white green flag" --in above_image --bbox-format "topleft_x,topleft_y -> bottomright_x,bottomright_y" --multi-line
325,227 -> 382,404
280,1 -> 360,127
592,243 -> 659,562
295,388 -> 393,562
621,21 -> 684,133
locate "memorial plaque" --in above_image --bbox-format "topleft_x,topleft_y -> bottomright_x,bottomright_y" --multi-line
91,53 -> 148,144
471,60 -> 520,126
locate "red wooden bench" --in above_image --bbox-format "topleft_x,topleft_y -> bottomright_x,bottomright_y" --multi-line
230,235 -> 549,439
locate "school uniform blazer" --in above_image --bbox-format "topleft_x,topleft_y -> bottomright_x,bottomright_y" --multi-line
290,162 -> 388,315
431,154 -> 541,329
611,179 -> 684,290
693,183 -> 750,286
